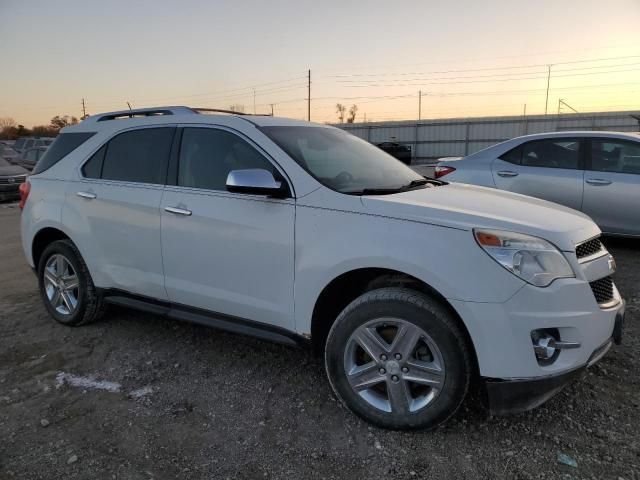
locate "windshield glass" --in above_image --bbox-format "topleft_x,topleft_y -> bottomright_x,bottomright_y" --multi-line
261,126 -> 425,194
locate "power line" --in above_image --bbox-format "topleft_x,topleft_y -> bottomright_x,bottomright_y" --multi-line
329,55 -> 640,79
337,65 -> 640,87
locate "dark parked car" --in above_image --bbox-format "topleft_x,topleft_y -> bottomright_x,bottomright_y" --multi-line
0,158 -> 29,202
12,137 -> 54,153
376,142 -> 412,165
12,146 -> 48,170
0,143 -> 20,163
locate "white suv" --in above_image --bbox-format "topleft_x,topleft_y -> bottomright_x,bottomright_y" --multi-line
20,106 -> 625,430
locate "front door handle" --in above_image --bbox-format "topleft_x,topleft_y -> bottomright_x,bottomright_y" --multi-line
586,178 -> 612,186
76,191 -> 97,199
497,170 -> 519,178
164,206 -> 192,216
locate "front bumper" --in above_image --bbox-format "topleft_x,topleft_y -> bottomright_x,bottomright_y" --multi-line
450,278 -> 624,380
484,321 -> 621,415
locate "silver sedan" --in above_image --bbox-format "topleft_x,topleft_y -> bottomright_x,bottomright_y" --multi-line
435,131 -> 640,237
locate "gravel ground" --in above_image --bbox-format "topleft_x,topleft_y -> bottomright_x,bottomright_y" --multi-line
1,203 -> 638,479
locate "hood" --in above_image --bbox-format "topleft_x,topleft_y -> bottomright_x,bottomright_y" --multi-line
0,162 -> 29,177
361,183 -> 599,251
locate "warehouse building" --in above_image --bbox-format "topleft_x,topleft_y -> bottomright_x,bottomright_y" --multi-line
337,111 -> 640,164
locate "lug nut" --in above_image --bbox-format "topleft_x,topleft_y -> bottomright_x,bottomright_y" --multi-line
394,353 -> 402,360
379,368 -> 386,374
401,367 -> 409,373
391,375 -> 399,382
380,354 -> 387,361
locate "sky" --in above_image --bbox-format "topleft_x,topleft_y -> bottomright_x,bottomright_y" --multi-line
1,0 -> 639,127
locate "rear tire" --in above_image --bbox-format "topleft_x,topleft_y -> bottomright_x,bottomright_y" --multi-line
37,239 -> 105,326
325,287 -> 471,430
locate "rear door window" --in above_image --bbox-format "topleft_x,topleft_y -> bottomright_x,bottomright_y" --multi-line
520,139 -> 582,170
101,128 -> 174,184
499,145 -> 522,164
82,145 -> 106,179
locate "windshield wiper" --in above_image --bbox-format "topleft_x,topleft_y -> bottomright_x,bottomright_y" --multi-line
403,178 -> 429,188
344,179 -> 431,196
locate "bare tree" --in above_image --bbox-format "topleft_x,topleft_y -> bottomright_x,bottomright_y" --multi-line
336,103 -> 346,123
0,117 -> 18,140
0,117 -> 17,130
347,104 -> 358,123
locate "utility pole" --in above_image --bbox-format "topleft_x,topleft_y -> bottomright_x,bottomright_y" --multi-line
418,90 -> 422,121
252,88 -> 256,114
544,64 -> 553,115
269,103 -> 275,116
82,98 -> 86,118
307,69 -> 311,122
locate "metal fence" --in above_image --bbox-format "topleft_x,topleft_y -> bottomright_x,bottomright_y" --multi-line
336,111 -> 640,164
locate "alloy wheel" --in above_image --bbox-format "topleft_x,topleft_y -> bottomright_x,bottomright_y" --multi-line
43,254 -> 80,316
343,318 -> 445,414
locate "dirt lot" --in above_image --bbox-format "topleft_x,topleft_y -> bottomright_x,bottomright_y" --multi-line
1,204 -> 638,479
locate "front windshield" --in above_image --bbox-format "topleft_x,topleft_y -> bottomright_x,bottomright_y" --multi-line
261,126 -> 425,194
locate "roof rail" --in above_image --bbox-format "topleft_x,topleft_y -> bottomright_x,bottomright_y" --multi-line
82,105 -> 265,124
83,106 -> 196,123
192,107 -> 248,115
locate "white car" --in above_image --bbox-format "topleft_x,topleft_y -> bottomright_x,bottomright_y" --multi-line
20,107 -> 625,430
435,131 -> 640,236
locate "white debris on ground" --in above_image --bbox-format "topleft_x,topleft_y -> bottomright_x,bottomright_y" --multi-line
55,372 -> 121,393
128,386 -> 153,398
55,372 -> 154,398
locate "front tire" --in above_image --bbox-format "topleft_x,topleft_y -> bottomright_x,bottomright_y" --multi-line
325,287 -> 472,430
37,239 -> 105,326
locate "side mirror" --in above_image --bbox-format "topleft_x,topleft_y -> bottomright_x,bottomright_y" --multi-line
226,169 -> 287,197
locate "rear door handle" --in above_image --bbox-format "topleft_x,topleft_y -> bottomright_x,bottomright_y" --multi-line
585,178 -> 612,186
497,170 -> 519,178
164,206 -> 192,216
76,191 -> 97,199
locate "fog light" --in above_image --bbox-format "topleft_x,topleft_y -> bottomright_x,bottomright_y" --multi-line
533,333 -> 557,361
531,329 -> 581,365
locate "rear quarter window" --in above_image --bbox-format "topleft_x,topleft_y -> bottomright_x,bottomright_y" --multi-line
33,132 -> 96,174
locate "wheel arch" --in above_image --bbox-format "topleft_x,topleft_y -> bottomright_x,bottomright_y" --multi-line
31,227 -> 72,269
310,267 -> 479,374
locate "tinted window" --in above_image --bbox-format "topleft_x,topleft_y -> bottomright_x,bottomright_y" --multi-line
102,128 -> 174,184
591,139 -> 640,175
499,145 -> 521,164
521,139 -> 581,169
25,149 -> 38,162
82,145 -> 106,178
261,126 -> 424,193
178,128 -> 275,191
33,132 -> 96,174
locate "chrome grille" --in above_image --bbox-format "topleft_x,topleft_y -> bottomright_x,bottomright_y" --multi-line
0,176 -> 26,185
576,237 -> 604,260
589,276 -> 615,305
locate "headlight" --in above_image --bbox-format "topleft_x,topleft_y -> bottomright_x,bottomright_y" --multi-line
474,229 -> 574,287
